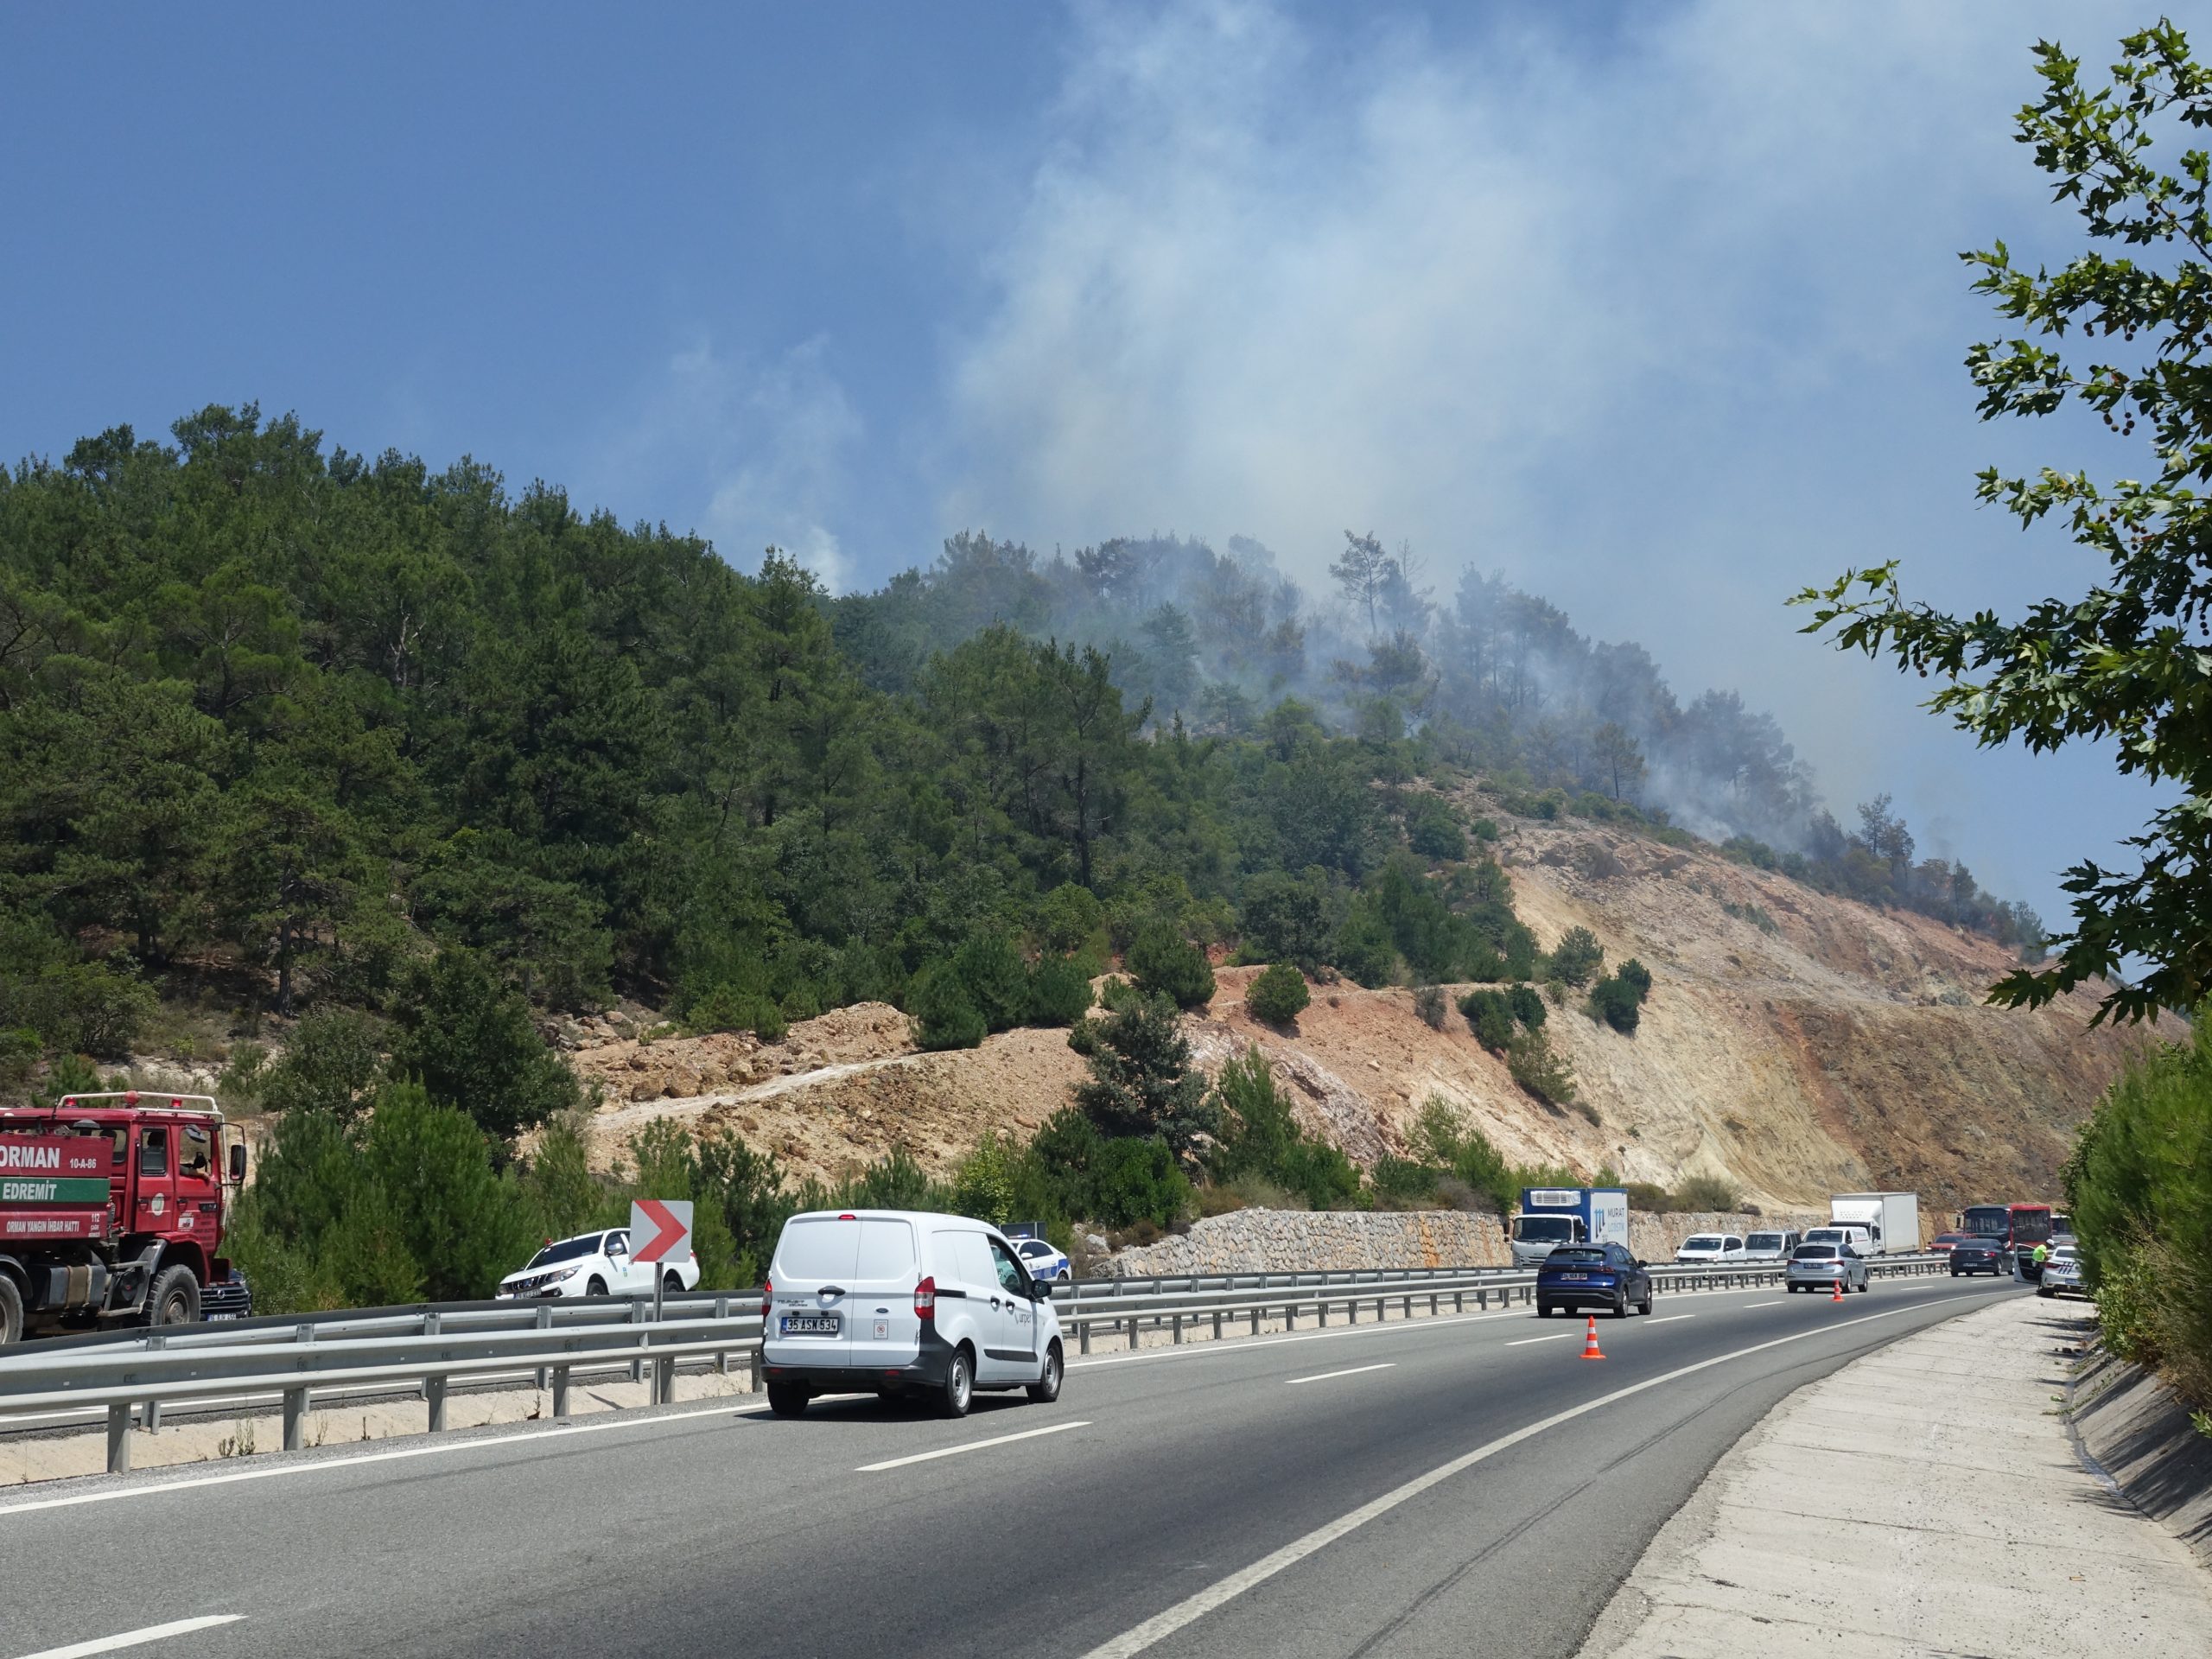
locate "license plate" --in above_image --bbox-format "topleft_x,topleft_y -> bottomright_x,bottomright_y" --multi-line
780,1313 -> 840,1337
1560,1273 -> 1588,1281
206,1313 -> 240,1321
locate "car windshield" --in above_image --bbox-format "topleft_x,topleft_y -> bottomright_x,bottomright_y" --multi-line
1516,1216 -> 1575,1243
1683,1236 -> 1725,1250
1545,1248 -> 1606,1265
1746,1234 -> 1784,1249
1793,1245 -> 1837,1260
527,1235 -> 602,1268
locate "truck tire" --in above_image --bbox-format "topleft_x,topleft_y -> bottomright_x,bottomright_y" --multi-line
661,1270 -> 683,1295
587,1275 -> 607,1296
938,1344 -> 975,1419
0,1274 -> 21,1346
143,1264 -> 200,1328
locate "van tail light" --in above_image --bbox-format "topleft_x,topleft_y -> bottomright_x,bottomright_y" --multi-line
914,1275 -> 937,1322
760,1277 -> 772,1321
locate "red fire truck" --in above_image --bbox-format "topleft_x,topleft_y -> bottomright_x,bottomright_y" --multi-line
0,1091 -> 250,1346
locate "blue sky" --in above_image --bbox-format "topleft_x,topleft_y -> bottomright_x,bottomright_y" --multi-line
2,1 -> 2165,935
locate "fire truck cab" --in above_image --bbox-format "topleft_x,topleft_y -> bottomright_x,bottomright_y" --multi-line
0,1091 -> 249,1345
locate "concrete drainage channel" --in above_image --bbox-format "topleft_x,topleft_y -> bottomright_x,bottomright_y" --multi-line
0,1258 -> 1949,1478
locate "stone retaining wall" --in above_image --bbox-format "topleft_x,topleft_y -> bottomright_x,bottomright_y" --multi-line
1108,1206 -> 1829,1276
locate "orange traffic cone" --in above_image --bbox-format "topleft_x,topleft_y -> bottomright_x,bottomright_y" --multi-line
1580,1313 -> 1605,1360
1831,1273 -> 1845,1303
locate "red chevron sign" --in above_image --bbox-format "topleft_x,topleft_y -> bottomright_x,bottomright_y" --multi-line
630,1198 -> 693,1264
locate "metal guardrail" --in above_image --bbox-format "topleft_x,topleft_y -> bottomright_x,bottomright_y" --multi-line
0,1254 -> 1952,1476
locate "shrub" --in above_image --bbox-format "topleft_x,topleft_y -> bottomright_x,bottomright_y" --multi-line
1331,903 -> 1398,988
906,959 -> 987,1051
1245,962 -> 1311,1026
952,930 -> 1030,1033
1616,958 -> 1653,1001
1546,926 -> 1605,988
1507,983 -> 1547,1028
1034,883 -> 1104,956
1623,1180 -> 1673,1213
1210,1045 -> 1361,1210
1505,1028 -> 1577,1106
1405,798 -> 1468,860
683,983 -> 786,1042
1128,921 -> 1216,1010
258,1007 -> 386,1120
1413,983 -> 1448,1030
1371,1155 -> 1442,1208
1588,974 -> 1642,1033
951,1135 -> 1020,1228
1026,953 -> 1095,1027
1470,817 -> 1501,842
1458,988 -> 1515,1051
1670,1173 -> 1741,1212
1236,869 -> 1338,970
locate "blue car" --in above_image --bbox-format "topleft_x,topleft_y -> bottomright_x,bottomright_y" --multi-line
1014,1236 -> 1071,1283
1535,1243 -> 1654,1319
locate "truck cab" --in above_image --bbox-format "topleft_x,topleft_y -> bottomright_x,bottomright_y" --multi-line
0,1092 -> 248,1345
1510,1187 -> 1630,1268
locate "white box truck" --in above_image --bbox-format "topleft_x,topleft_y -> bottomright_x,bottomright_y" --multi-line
1828,1192 -> 1919,1255
1510,1186 -> 1630,1268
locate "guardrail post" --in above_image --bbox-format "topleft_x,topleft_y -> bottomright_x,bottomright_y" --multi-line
1320,1300 -> 1331,1327
143,1329 -> 165,1433
425,1313 -> 448,1433
628,1300 -> 645,1384
1211,1310 -> 1223,1342
106,1402 -> 131,1474
654,1300 -> 676,1406
536,1304 -> 553,1389
552,1363 -> 572,1419
1128,1317 -> 1139,1352
284,1321 -> 315,1452
1250,1306 -> 1261,1338
1078,1318 -> 1091,1356
715,1297 -> 732,1375
1173,1313 -> 1183,1345
749,1344 -> 763,1393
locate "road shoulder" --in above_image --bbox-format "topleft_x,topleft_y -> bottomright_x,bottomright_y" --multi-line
1576,1291 -> 2212,1656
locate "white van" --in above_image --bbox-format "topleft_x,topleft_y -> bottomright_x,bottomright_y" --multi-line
759,1210 -> 1065,1419
1803,1224 -> 1873,1255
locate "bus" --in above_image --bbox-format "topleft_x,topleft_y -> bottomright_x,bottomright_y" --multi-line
1959,1204 -> 2054,1277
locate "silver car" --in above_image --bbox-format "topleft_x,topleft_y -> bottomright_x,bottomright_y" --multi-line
2037,1244 -> 2087,1299
1785,1242 -> 1869,1294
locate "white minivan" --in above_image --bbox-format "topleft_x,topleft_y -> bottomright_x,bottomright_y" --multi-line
759,1210 -> 1065,1419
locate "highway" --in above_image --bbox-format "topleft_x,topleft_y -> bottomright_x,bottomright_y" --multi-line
1,1274 -> 2021,1659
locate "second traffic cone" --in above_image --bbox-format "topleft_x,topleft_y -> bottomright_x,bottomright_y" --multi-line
1831,1272 -> 1846,1303
1580,1313 -> 1605,1359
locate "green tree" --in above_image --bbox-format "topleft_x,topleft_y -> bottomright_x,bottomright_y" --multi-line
1244,961 -> 1310,1026
1025,954 -> 1095,1027
1546,926 -> 1604,988
1795,22 -> 2212,1024
1128,920 -> 1216,1009
258,1007 -> 385,1120
1459,988 -> 1516,1051
907,959 -> 987,1051
1071,993 -> 1217,1155
359,1082 -> 537,1301
385,948 -> 582,1141
951,930 -> 1030,1032
1587,974 -> 1642,1033
1507,982 -> 1548,1028
1236,869 -> 1338,970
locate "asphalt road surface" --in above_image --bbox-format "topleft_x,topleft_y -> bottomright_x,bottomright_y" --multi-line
1,1274 -> 2023,1659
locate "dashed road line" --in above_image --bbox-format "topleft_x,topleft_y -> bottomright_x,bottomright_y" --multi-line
1285,1363 -> 1395,1387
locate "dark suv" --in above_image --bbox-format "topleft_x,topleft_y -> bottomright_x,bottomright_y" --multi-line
1536,1243 -> 1654,1319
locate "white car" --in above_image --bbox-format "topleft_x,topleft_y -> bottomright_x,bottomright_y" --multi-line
760,1209 -> 1065,1419
496,1228 -> 701,1300
1740,1230 -> 1801,1265
1803,1224 -> 1874,1255
1674,1233 -> 1746,1266
2037,1243 -> 2087,1299
1014,1236 -> 1071,1282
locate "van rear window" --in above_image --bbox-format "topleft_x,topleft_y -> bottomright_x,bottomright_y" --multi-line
854,1219 -> 916,1281
777,1218 -> 860,1282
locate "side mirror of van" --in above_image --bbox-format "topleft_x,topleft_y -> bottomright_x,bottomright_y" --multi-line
229,1142 -> 248,1183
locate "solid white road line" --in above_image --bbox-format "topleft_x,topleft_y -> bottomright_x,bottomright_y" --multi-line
1503,1334 -> 1572,1347
855,1420 -> 1088,1472
13,1615 -> 244,1659
0,1401 -> 770,1520
1077,1289 -> 1986,1659
1284,1363 -> 1395,1387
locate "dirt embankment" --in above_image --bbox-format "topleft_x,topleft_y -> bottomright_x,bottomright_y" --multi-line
555,817 -> 2162,1214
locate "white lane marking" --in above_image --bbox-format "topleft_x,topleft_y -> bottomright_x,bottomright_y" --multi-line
1284,1363 -> 1395,1387
1503,1334 -> 1572,1346
1068,1306 -> 1527,1373
1644,1315 -> 1696,1325
855,1420 -> 1088,1472
1743,1302 -> 1786,1309
13,1615 -> 244,1658
1077,1289 -> 1987,1659
0,1401 -> 772,1521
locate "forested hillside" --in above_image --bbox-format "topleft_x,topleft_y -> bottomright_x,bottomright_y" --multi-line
0,407 -> 2036,1064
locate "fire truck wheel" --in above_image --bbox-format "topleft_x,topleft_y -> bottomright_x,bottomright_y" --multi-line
0,1275 -> 22,1346
143,1264 -> 200,1328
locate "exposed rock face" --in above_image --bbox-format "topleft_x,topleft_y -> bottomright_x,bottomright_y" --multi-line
552,815 -> 2161,1214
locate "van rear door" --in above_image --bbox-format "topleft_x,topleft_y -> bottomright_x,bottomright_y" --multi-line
766,1216 -> 861,1366
846,1217 -> 920,1373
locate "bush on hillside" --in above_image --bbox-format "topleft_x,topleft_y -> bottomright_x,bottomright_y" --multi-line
1405,797 -> 1467,860
1546,926 -> 1605,988
1208,1045 -> 1360,1210
1670,1173 -> 1740,1213
1245,961 -> 1310,1026
1413,983 -> 1448,1030
1616,957 -> 1653,1001
1034,883 -> 1105,957
1507,982 -> 1547,1029
952,930 -> 1030,1032
1587,973 -> 1642,1033
1505,1027 -> 1577,1106
906,959 -> 987,1051
385,948 -> 582,1141
1025,953 -> 1095,1027
1128,921 -> 1216,1009
1459,988 -> 1516,1052
1332,903 -> 1398,988
682,982 -> 787,1042
1071,993 -> 1217,1154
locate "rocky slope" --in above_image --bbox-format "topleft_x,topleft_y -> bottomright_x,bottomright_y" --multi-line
553,813 -> 2162,1221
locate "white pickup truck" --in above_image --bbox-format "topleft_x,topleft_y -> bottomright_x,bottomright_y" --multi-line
497,1228 -> 702,1299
